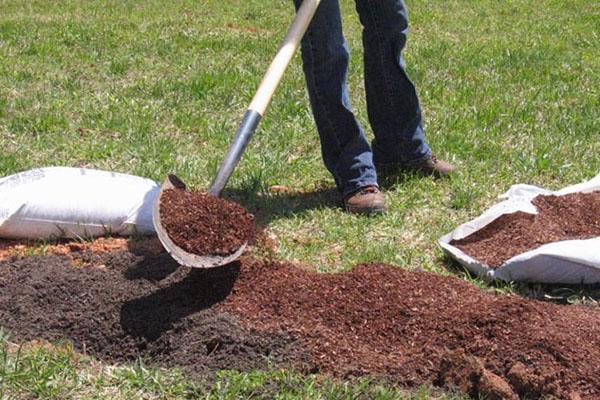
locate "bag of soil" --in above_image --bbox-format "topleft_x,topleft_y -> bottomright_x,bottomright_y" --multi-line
439,173 -> 600,284
0,167 -> 159,239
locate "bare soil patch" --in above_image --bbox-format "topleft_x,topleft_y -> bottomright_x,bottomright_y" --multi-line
1,246 -> 599,399
0,237 -> 149,262
160,188 -> 255,256
0,251 -> 307,377
450,191 -> 600,268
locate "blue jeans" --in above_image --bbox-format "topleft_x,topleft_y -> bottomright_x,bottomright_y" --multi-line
294,0 -> 432,196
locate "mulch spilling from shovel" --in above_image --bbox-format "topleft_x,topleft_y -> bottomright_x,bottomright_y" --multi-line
160,188 -> 254,256
450,191 -> 600,268
1,246 -> 599,399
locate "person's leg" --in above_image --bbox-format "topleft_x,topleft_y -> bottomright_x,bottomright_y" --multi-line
294,0 -> 377,197
354,0 -> 432,168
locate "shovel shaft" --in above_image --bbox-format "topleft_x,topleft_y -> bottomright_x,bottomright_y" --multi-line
247,0 -> 321,116
208,110 -> 261,197
208,0 -> 321,197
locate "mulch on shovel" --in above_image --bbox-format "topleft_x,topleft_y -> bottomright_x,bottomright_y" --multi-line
450,191 -> 600,268
1,245 -> 599,399
160,188 -> 255,256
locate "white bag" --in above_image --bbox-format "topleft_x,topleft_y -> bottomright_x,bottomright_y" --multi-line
439,173 -> 600,284
0,167 -> 160,239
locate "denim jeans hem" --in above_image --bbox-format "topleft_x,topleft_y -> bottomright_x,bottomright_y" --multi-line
374,147 -> 433,169
341,180 -> 379,198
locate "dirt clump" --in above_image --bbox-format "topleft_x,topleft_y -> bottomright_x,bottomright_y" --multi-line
160,188 -> 254,256
507,362 -> 547,398
450,191 -> 600,267
479,369 -> 518,400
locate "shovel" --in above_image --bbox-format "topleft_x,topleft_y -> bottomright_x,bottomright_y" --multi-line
152,0 -> 322,268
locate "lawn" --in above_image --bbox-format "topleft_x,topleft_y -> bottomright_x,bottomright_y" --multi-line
0,0 -> 598,398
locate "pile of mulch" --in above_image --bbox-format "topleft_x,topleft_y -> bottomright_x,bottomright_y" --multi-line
160,188 -> 254,255
224,259 -> 600,399
1,246 -> 599,399
450,191 -> 600,268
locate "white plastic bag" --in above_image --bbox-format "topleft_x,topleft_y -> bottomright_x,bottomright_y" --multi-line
0,167 -> 160,239
439,173 -> 600,284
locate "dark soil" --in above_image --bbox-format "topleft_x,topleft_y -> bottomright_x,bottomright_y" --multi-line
450,191 -> 600,268
1,247 -> 599,399
160,188 -> 254,256
0,251 -> 307,377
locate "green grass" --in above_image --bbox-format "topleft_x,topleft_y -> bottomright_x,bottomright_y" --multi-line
0,0 -> 598,397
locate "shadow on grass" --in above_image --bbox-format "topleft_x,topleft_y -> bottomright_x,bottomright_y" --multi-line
219,171 -> 438,227
222,186 -> 342,228
442,254 -> 600,306
376,171 -> 425,191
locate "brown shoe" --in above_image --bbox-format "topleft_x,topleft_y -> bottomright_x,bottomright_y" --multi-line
377,154 -> 455,179
344,186 -> 387,215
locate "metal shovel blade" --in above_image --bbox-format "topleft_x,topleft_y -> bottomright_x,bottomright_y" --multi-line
151,175 -> 247,269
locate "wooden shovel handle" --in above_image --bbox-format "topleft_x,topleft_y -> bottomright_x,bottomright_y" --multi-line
248,0 -> 321,115
209,0 -> 321,197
